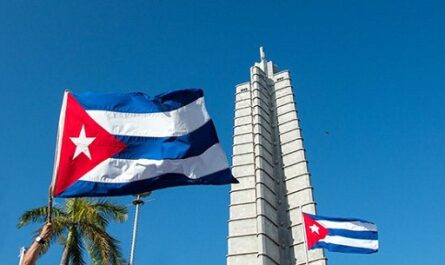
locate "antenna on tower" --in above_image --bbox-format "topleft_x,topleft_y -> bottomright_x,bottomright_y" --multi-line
260,46 -> 266,61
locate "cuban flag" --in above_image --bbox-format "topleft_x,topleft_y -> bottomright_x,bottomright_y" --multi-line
303,213 -> 378,254
51,89 -> 238,197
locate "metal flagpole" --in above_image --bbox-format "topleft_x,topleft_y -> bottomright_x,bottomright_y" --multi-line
18,247 -> 26,265
129,195 -> 143,265
129,192 -> 150,265
300,206 -> 310,265
47,186 -> 53,223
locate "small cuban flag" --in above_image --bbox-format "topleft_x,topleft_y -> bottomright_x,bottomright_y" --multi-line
51,88 -> 238,197
303,213 -> 378,254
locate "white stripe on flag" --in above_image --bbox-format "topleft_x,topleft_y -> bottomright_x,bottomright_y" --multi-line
79,144 -> 229,183
320,235 -> 379,250
317,220 -> 377,232
86,97 -> 210,137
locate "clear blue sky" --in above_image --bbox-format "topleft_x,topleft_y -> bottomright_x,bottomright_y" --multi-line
1,0 -> 444,264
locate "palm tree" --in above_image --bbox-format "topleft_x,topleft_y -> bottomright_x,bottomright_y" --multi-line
18,198 -> 128,265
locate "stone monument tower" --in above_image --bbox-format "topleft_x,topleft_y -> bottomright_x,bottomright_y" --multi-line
227,48 -> 327,265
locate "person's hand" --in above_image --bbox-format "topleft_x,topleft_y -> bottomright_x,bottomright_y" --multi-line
39,223 -> 53,240
22,223 -> 54,265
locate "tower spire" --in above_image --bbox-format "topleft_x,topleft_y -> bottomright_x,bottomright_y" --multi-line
259,46 -> 266,61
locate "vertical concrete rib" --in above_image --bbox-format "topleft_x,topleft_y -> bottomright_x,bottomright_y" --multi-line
272,71 -> 327,265
227,48 -> 327,265
228,81 -> 258,265
252,66 -> 280,265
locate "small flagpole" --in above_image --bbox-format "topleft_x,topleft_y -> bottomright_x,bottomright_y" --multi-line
48,97 -> 60,224
18,247 -> 26,265
47,90 -> 68,224
47,186 -> 53,223
129,194 -> 145,265
300,206 -> 310,265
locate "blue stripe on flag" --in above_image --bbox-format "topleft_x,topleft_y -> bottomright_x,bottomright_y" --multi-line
73,88 -> 203,113
328,229 -> 378,240
313,241 -> 378,254
306,213 -> 375,225
58,168 -> 236,197
113,121 -> 219,160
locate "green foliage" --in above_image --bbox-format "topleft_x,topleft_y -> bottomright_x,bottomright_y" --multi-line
18,198 -> 128,265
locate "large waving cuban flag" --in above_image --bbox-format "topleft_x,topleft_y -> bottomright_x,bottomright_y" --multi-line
303,213 -> 378,254
51,89 -> 238,197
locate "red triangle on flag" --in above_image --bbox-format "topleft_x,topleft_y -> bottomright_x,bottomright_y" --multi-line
53,92 -> 127,196
303,213 -> 329,249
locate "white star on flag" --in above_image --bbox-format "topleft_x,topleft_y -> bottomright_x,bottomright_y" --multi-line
70,125 -> 96,160
309,224 -> 320,234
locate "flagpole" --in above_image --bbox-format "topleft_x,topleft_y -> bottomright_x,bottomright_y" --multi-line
300,206 -> 310,265
18,247 -> 25,265
129,194 -> 144,265
48,90 -> 69,223
47,186 -> 53,223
